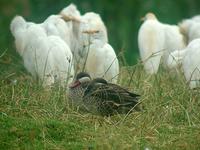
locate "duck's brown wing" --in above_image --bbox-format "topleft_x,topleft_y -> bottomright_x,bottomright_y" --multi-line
109,83 -> 140,100
84,83 -> 140,108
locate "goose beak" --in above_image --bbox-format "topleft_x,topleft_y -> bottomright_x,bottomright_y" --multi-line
69,80 -> 81,88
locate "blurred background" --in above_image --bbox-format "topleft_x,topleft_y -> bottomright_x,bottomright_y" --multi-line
1,0 -> 200,65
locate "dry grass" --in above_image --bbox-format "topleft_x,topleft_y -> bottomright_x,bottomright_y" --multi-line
0,53 -> 200,150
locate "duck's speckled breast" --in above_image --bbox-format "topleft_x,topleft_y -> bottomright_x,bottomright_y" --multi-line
68,86 -> 85,107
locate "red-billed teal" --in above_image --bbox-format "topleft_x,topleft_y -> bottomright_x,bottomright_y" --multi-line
68,72 -> 140,116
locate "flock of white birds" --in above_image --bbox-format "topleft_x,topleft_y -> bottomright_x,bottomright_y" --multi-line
10,5 -> 200,90
10,3 -> 119,87
138,12 -> 200,89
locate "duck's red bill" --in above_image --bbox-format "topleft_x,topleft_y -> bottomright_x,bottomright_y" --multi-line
69,80 -> 81,88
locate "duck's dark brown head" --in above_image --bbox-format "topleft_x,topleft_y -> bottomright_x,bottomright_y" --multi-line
69,72 -> 91,88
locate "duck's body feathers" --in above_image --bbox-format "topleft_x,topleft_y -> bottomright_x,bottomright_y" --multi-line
74,77 -> 140,115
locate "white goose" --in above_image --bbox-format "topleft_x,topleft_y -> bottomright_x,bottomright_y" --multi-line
10,15 -> 74,87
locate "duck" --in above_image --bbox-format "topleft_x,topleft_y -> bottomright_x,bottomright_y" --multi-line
67,72 -> 140,116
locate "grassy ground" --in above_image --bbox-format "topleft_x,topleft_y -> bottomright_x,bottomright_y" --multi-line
0,52 -> 200,150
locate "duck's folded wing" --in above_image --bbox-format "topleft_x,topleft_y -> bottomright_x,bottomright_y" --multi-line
86,84 -> 140,106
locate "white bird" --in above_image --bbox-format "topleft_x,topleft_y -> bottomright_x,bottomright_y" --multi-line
10,16 -> 74,87
138,13 -> 165,74
59,4 -> 83,71
67,10 -> 119,83
60,4 -> 118,81
73,12 -> 109,71
167,38 -> 200,89
41,14 -> 72,48
60,3 -> 81,22
80,12 -> 108,43
179,15 -> 200,42
182,39 -> 200,89
61,9 -> 110,74
13,14 -> 73,49
167,49 -> 186,69
162,24 -> 186,65
78,25 -> 119,83
83,36 -> 119,83
59,3 -> 82,52
138,12 -> 186,74
22,4 -> 80,52
190,15 -> 200,22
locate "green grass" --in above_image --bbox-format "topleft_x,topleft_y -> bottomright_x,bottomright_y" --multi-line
1,52 -> 200,150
